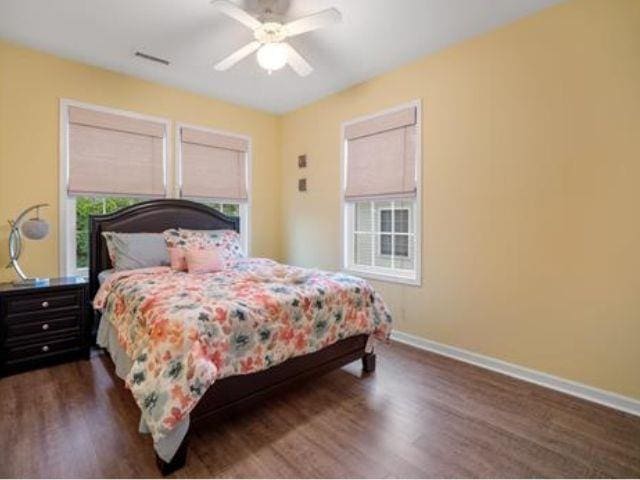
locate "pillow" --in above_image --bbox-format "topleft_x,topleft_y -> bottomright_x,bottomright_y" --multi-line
163,229 -> 243,267
101,232 -> 170,271
168,247 -> 187,271
98,269 -> 115,285
102,232 -> 117,264
185,248 -> 224,274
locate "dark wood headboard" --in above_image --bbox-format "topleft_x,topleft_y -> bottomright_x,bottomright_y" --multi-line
89,199 -> 239,298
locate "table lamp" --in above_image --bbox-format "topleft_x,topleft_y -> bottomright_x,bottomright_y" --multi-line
6,203 -> 50,285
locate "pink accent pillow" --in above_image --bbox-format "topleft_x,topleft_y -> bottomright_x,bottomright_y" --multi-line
185,248 -> 224,274
163,228 -> 244,268
168,247 -> 187,271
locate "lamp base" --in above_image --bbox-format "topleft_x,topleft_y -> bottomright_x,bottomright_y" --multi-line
12,277 -> 50,287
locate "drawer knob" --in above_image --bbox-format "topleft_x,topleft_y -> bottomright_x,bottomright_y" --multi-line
42,345 -> 50,353
42,323 -> 50,331
41,301 -> 49,308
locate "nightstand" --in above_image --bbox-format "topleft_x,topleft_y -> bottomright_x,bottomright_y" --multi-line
0,277 -> 90,376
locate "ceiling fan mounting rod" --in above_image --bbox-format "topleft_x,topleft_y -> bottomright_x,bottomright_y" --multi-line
254,22 -> 286,44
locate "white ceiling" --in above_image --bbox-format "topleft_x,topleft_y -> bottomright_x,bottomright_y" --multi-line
0,0 -> 561,114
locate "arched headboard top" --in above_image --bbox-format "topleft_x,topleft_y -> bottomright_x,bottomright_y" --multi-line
88,199 -> 240,297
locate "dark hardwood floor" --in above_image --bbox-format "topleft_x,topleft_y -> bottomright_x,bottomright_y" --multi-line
1,341 -> 639,478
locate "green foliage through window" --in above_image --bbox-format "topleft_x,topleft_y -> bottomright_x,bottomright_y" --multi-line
200,202 -> 239,217
75,196 -> 144,269
74,197 -> 240,270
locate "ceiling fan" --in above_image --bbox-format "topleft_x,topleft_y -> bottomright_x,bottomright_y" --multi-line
211,0 -> 342,76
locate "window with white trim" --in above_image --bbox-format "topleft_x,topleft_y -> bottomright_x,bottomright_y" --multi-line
60,101 -> 170,276
60,101 -> 252,276
342,101 -> 421,285
176,124 -> 251,256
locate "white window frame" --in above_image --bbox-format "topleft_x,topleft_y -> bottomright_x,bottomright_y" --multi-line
59,99 -> 171,277
340,99 -> 422,286
175,122 -> 251,257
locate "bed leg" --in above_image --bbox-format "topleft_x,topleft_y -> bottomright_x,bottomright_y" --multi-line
362,352 -> 376,373
155,435 -> 189,476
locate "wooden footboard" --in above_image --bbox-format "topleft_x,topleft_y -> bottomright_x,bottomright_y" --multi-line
156,334 -> 375,475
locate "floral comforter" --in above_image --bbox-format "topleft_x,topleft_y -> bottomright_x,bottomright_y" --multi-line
94,258 -> 392,442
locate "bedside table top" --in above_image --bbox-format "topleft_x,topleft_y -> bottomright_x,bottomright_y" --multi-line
0,277 -> 88,294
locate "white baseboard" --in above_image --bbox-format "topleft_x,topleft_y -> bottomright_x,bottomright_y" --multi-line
390,330 -> 640,417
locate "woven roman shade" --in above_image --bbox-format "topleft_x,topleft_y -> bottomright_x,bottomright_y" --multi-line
344,106 -> 417,201
180,127 -> 248,201
67,106 -> 166,197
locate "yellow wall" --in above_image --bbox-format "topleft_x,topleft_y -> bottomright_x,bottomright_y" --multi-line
280,0 -> 640,399
1,0 -> 638,400
0,40 -> 282,282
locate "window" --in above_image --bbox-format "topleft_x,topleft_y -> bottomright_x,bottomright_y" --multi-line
60,102 -> 253,276
342,101 -> 421,285
177,124 -> 251,256
352,200 -> 415,274
60,100 -> 170,276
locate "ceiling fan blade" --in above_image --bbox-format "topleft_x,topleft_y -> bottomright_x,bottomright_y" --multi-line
214,41 -> 261,71
284,44 -> 313,77
283,8 -> 341,37
211,0 -> 262,30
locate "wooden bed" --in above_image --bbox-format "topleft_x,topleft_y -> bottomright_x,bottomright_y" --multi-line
89,199 -> 376,474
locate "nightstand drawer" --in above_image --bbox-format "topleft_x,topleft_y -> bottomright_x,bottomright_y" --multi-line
6,313 -> 81,340
5,335 -> 81,362
5,289 -> 82,315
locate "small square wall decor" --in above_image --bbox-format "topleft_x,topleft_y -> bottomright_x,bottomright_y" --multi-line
298,178 -> 307,192
298,154 -> 307,168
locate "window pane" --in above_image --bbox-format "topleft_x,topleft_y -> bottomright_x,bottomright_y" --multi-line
76,231 -> 89,269
354,232 -> 373,266
190,200 -> 240,217
373,201 -> 392,232
355,201 -> 372,232
75,195 -> 145,271
394,235 -> 415,270
76,197 -> 104,233
222,203 -> 239,216
104,197 -> 139,213
396,200 -> 414,234
394,235 -> 409,256
394,209 -> 409,233
380,210 -> 392,232
380,233 -> 392,255
372,232 -> 390,268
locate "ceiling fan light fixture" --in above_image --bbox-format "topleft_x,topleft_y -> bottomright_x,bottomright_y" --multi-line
212,1 -> 339,76
257,42 -> 288,73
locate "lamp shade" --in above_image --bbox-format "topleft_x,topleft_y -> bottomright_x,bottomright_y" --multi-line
21,217 -> 50,240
